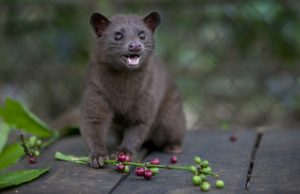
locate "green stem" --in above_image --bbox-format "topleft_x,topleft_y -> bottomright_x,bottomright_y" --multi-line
103,160 -> 145,167
103,160 -> 191,171
41,132 -> 60,149
199,170 -> 219,178
147,164 -> 191,171
19,134 -> 32,156
104,160 -> 218,177
55,152 -> 219,178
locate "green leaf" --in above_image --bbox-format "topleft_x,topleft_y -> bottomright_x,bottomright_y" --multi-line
0,168 -> 50,190
0,122 -> 10,154
55,151 -> 88,164
0,98 -> 54,138
0,143 -> 24,171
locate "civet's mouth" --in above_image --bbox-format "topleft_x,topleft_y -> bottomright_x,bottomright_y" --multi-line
124,54 -> 140,65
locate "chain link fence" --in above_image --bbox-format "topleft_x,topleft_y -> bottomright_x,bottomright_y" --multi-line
1,0 -> 299,130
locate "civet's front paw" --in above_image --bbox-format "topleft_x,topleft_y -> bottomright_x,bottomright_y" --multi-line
89,151 -> 109,168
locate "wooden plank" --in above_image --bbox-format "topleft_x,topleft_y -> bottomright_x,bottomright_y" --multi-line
1,136 -> 133,194
248,129 -> 300,194
111,130 -> 256,194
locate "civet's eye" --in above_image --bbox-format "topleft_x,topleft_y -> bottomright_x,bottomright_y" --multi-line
114,31 -> 123,41
138,31 -> 145,40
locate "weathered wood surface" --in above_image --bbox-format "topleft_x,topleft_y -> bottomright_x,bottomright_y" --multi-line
2,129 -> 300,194
112,130 -> 256,194
2,136 -> 130,194
248,129 -> 300,194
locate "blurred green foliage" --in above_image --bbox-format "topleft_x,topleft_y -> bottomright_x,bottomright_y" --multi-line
0,0 -> 299,128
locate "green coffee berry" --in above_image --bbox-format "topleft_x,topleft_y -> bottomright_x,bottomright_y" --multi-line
192,175 -> 202,186
194,156 -> 201,164
123,165 -> 130,173
150,167 -> 159,175
200,174 -> 207,181
36,140 -> 42,146
29,136 -> 37,146
200,182 -> 211,191
201,167 -> 212,174
189,165 -> 197,174
215,180 -> 225,188
34,150 -> 40,157
201,160 -> 209,168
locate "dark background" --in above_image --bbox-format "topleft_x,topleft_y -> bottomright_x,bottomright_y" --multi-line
1,0 -> 299,130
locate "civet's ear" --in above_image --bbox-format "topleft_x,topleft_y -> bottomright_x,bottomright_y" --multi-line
143,11 -> 161,32
90,12 -> 111,37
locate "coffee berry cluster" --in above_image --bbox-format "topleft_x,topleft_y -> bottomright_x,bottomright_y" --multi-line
112,153 -> 225,191
55,152 -> 225,192
20,135 -> 43,164
114,153 -> 160,180
191,156 -> 225,191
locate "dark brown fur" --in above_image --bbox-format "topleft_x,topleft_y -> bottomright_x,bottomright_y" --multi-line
80,11 -> 186,168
